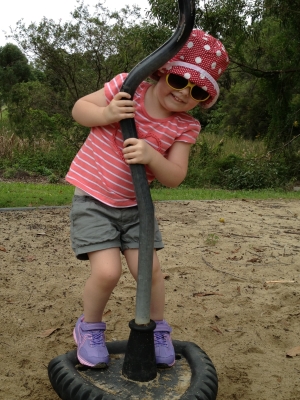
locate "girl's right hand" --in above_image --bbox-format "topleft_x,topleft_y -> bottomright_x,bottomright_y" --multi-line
72,88 -> 136,128
104,92 -> 136,124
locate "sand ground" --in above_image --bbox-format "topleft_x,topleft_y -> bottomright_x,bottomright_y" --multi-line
1,199 -> 300,399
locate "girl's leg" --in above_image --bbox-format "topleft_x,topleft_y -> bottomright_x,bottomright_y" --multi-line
83,248 -> 122,322
124,248 -> 175,367
124,249 -> 165,321
74,248 -> 121,367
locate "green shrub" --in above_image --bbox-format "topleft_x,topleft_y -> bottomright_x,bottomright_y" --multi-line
48,173 -> 60,183
185,133 -> 299,189
222,160 -> 283,189
3,167 -> 18,179
1,121 -> 299,189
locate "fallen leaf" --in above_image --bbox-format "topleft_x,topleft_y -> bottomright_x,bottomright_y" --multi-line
0,246 -> 6,252
286,346 -> 300,357
103,309 -> 111,316
219,218 -> 225,223
265,280 -> 295,284
5,298 -> 15,304
247,257 -> 261,263
252,247 -> 265,252
224,328 -> 243,333
210,325 -> 223,334
227,256 -> 243,261
37,328 -> 59,338
193,292 -> 223,297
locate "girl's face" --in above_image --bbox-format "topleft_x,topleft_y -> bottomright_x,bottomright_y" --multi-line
153,74 -> 200,114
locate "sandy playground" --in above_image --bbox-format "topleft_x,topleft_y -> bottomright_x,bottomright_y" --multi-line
1,199 -> 300,399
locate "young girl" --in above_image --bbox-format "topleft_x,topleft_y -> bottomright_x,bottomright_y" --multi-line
66,29 -> 229,368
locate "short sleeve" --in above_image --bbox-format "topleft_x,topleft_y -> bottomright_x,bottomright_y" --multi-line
175,115 -> 201,144
104,73 -> 128,103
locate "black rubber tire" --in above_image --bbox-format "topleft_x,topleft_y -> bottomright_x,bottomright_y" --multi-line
175,340 -> 218,400
48,340 -> 218,400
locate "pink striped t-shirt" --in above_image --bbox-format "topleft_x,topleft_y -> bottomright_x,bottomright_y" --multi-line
66,73 -> 200,207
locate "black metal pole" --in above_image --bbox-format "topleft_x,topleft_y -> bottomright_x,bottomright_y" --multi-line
121,0 -> 195,382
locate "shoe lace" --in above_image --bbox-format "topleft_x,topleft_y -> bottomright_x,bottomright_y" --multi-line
154,332 -> 169,347
88,331 -> 105,346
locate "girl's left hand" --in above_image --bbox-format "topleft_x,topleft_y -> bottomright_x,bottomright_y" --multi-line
123,138 -> 154,165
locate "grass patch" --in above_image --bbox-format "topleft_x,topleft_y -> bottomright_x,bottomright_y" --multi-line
0,182 -> 75,208
151,187 -> 300,201
0,182 -> 299,208
200,132 -> 266,158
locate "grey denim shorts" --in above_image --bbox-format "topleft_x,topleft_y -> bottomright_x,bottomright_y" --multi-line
70,195 -> 164,260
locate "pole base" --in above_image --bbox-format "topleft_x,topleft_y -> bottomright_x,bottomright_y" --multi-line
122,319 -> 157,382
48,340 -> 218,400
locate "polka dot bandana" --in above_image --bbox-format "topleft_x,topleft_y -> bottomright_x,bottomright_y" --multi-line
156,29 -> 229,108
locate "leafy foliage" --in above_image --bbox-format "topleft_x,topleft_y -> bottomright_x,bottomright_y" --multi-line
0,43 -> 32,104
1,0 -> 300,188
8,81 -> 70,142
183,134 -> 299,189
5,2 -> 170,146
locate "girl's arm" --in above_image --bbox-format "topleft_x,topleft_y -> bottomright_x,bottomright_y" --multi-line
72,88 -> 136,127
123,138 -> 191,188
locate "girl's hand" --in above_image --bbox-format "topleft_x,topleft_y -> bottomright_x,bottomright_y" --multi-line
104,92 -> 136,124
72,88 -> 136,127
123,138 -> 154,165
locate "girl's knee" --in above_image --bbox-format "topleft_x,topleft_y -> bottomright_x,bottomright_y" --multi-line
89,249 -> 122,285
93,267 -> 121,286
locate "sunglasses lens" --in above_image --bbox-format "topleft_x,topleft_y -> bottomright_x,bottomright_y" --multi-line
166,73 -> 210,102
167,74 -> 188,90
191,86 -> 210,102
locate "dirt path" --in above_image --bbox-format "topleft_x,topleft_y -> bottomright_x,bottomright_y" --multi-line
1,200 -> 300,399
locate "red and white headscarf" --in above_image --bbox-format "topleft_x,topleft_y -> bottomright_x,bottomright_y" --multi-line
156,29 -> 229,108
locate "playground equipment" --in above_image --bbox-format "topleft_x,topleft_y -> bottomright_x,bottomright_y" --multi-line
48,1 -> 219,398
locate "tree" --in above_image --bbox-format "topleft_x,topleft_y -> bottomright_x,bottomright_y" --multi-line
0,43 -> 32,104
148,0 -> 300,147
213,2 -> 300,146
6,1 -> 170,146
8,81 -> 66,142
11,2 -> 168,102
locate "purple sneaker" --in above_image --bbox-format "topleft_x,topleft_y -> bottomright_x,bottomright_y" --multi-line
154,320 -> 175,367
73,315 -> 110,368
